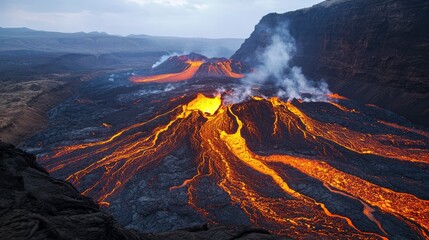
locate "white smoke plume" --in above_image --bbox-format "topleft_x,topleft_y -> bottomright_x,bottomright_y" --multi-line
152,51 -> 189,68
224,25 -> 331,104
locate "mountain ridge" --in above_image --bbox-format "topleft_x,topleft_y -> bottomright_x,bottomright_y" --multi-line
0,27 -> 243,58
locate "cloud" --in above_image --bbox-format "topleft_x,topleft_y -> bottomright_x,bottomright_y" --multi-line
4,9 -> 91,29
126,0 -> 188,6
0,0 -> 321,38
125,0 -> 207,9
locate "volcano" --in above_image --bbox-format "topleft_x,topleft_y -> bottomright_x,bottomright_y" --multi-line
16,0 -> 429,238
30,80 -> 429,239
130,53 -> 250,83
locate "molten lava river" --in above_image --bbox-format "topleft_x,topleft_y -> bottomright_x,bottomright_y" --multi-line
32,85 -> 429,239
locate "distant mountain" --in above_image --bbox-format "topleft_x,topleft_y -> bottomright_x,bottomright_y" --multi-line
0,27 -> 109,38
0,27 -> 243,58
232,0 -> 429,127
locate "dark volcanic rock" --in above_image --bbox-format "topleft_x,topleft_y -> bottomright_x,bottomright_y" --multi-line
0,142 -> 288,240
232,0 -> 429,127
0,142 -> 142,240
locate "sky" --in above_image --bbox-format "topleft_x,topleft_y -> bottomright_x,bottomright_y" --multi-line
0,0 -> 322,38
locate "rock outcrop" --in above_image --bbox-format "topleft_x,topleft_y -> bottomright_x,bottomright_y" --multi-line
233,0 -> 429,127
0,142 -> 288,240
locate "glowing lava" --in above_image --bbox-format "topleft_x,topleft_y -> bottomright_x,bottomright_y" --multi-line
41,93 -> 429,239
195,60 -> 244,79
130,60 -> 204,83
283,101 -> 429,164
130,54 -> 247,83
186,93 -> 221,115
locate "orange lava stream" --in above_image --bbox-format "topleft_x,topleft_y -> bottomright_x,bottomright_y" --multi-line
281,100 -> 429,164
328,102 -> 359,113
44,93 -> 429,239
214,61 -> 244,78
47,106 -> 181,160
102,122 -> 112,128
169,103 -> 385,238
49,94 -> 221,204
377,120 -> 429,139
130,60 -> 204,83
327,93 -> 350,101
264,155 -> 429,233
327,93 -> 359,112
212,107 -> 386,239
322,183 -> 388,237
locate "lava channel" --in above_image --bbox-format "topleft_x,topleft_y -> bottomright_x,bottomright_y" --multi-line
41,93 -> 429,239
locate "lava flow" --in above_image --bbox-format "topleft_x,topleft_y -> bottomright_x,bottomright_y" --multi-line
40,93 -> 429,239
130,53 -> 247,83
130,60 -> 204,83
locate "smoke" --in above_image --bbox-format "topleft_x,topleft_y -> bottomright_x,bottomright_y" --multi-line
224,25 -> 331,104
152,51 -> 188,68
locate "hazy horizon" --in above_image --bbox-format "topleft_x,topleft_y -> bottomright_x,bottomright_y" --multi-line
0,0 -> 322,39
0,26 -> 246,39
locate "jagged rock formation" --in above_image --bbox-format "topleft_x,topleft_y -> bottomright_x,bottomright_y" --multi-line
0,142 -> 287,240
232,0 -> 429,127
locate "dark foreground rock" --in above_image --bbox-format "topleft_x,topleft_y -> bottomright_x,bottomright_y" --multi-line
0,142 -> 288,240
233,0 -> 429,127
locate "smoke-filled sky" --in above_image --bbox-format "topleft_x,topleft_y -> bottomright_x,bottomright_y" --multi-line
0,0 -> 322,38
